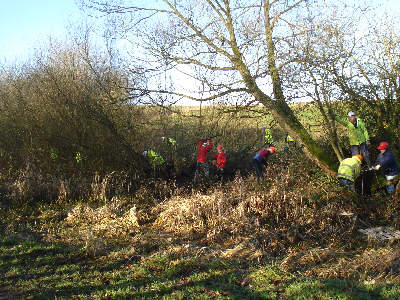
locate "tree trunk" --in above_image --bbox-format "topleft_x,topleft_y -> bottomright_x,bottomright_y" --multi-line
258,4 -> 337,175
255,88 -> 337,176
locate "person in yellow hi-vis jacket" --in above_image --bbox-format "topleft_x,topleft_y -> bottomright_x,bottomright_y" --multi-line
284,133 -> 296,153
337,154 -> 363,192
334,111 -> 370,166
261,126 -> 274,147
143,149 -> 165,166
143,149 -> 165,176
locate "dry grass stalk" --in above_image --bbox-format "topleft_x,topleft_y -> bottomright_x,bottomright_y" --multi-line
297,247 -> 400,282
57,180 -> 69,203
46,199 -> 140,256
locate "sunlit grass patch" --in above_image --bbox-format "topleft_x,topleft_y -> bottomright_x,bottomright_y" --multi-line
2,236 -> 400,299
284,279 -> 383,300
246,264 -> 292,298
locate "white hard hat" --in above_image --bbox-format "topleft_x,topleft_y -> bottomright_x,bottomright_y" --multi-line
347,111 -> 356,117
143,150 -> 148,156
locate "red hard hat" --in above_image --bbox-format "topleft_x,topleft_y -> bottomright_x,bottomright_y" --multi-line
269,146 -> 276,154
378,141 -> 389,150
217,145 -> 224,151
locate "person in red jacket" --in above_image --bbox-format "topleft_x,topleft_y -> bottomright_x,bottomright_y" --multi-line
194,138 -> 213,184
213,145 -> 226,181
253,146 -> 276,181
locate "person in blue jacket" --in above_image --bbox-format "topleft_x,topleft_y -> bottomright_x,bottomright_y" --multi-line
371,141 -> 399,194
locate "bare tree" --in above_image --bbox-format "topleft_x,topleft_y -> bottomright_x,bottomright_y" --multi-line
0,34 -> 151,175
332,17 -> 400,148
301,8 -> 400,156
83,0 -> 378,174
281,2 -> 364,162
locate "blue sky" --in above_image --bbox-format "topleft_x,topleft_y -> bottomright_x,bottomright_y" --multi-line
0,0 -> 83,63
1,0 -> 399,65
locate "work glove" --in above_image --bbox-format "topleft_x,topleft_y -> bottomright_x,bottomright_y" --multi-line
369,165 -> 380,171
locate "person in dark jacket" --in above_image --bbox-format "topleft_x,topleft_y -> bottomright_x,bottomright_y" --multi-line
371,141 -> 399,194
253,146 -> 276,181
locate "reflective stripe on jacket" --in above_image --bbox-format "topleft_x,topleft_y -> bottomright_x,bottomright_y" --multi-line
335,116 -> 369,145
337,157 -> 361,182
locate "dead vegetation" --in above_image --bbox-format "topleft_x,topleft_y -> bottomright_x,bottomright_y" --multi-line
1,150 -> 400,284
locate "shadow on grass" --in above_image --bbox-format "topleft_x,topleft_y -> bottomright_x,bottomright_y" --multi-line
1,237 -> 399,299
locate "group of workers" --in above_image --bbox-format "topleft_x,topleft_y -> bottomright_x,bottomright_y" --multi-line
193,138 -> 226,184
143,110 -> 399,194
255,110 -> 399,194
143,136 -> 227,183
336,111 -> 399,194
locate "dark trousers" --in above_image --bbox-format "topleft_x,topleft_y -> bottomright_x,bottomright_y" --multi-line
194,162 -> 209,184
215,168 -> 224,182
253,159 -> 264,179
284,141 -> 296,153
338,177 -> 355,192
350,142 -> 370,166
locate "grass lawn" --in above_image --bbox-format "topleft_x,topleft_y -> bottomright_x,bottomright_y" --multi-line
1,237 -> 400,299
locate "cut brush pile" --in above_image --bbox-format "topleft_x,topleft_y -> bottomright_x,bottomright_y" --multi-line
154,155 -> 353,249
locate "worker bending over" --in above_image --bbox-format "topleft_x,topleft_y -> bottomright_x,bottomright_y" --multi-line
337,154 -> 363,192
213,144 -> 226,181
253,146 -> 276,181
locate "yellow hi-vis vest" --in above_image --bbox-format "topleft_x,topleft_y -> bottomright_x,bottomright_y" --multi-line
286,135 -> 295,142
168,137 -> 177,146
337,157 -> 361,182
